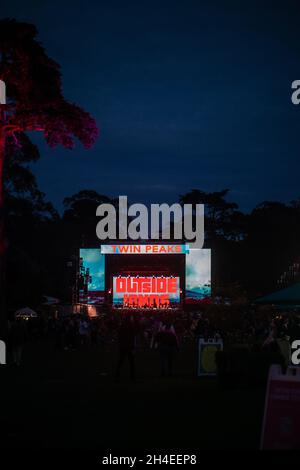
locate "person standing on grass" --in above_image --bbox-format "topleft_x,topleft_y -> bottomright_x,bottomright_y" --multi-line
155,320 -> 179,377
79,316 -> 90,347
115,315 -> 137,382
10,317 -> 27,366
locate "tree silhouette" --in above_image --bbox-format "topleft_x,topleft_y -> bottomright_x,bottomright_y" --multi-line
179,188 -> 241,239
63,190 -> 112,221
0,19 -> 98,333
5,132 -> 58,221
63,190 -> 115,247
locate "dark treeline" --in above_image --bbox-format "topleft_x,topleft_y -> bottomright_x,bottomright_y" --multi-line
4,136 -> 300,309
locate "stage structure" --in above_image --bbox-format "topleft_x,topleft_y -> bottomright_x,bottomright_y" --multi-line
78,244 -> 211,310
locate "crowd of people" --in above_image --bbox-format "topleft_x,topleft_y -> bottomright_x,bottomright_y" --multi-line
6,306 -> 300,378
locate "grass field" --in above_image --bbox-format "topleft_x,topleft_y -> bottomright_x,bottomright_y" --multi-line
1,340 -> 266,450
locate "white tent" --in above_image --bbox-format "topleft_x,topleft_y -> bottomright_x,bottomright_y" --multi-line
15,307 -> 38,318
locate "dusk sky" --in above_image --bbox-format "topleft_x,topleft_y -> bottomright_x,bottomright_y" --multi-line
2,0 -> 300,211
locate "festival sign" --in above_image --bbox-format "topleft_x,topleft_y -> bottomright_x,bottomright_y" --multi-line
261,364 -> 300,449
113,276 -> 180,308
101,244 -> 189,254
197,338 -> 223,376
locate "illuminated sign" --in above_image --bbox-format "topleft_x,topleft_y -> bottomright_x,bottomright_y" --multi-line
79,246 -> 212,307
113,276 -> 180,308
101,244 -> 189,254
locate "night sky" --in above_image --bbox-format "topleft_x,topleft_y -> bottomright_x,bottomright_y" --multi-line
2,0 -> 300,212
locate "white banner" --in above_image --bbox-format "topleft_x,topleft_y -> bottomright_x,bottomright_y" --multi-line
100,244 -> 189,255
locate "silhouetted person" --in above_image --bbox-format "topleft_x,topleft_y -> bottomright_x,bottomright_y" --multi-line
155,321 -> 178,377
10,318 -> 27,366
116,316 -> 136,381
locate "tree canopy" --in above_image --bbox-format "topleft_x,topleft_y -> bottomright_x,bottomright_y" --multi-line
0,18 -> 98,148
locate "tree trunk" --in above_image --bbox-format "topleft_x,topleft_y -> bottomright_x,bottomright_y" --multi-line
0,125 -> 7,341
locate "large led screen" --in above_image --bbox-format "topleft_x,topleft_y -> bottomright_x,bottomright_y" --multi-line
79,249 -> 105,304
113,276 -> 180,308
185,249 -> 211,303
